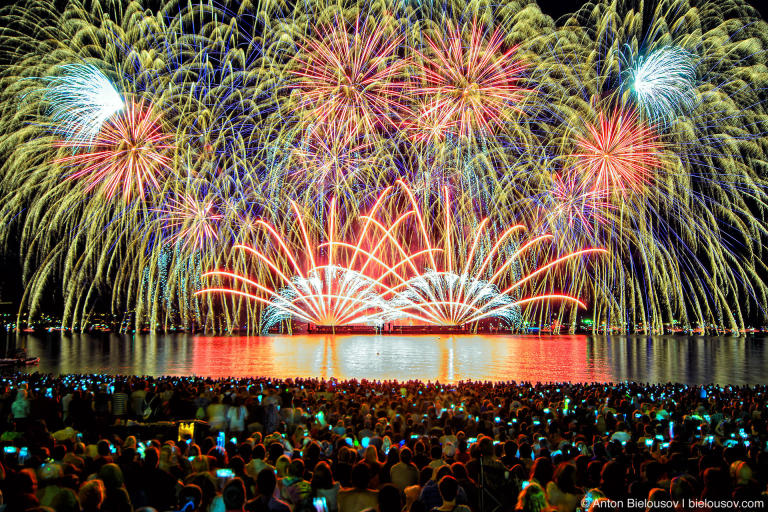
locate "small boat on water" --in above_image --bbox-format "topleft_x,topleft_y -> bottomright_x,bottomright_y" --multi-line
0,357 -> 39,367
0,349 -> 39,368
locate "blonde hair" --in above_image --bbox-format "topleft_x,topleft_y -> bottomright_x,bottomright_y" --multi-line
515,481 -> 549,512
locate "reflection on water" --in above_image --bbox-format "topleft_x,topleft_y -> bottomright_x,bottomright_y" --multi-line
2,333 -> 767,385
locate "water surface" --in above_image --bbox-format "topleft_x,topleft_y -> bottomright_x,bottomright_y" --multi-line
3,333 -> 767,385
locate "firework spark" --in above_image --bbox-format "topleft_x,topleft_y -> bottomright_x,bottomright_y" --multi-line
159,194 -> 223,249
411,20 -> 530,139
571,108 -> 662,194
289,16 -> 410,138
383,182 -> 607,326
36,63 -> 124,146
622,45 -> 697,128
54,100 -> 174,201
545,172 -> 614,238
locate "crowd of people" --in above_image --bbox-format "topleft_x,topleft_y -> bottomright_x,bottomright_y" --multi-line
0,372 -> 765,512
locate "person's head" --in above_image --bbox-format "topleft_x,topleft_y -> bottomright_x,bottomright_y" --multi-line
451,462 -> 469,481
350,461 -> 371,489
364,445 -> 379,465
256,468 -> 278,497
78,480 -> 105,511
554,462 -> 579,495
670,475 -> 696,501
515,481 -> 549,512
437,475 -> 460,504
378,483 -> 403,512
581,488 -> 606,511
144,447 -> 160,469
179,484 -> 203,512
96,440 -> 112,458
98,463 -> 124,489
519,442 -> 532,459
731,461 -> 753,485
267,442 -> 284,463
385,445 -> 399,465
222,478 -> 246,511
479,436 -> 494,457
646,488 -> 672,512
400,446 -> 413,464
252,444 -> 266,461
288,458 -> 305,479
530,456 -> 554,485
275,455 -> 290,477
311,461 -> 335,490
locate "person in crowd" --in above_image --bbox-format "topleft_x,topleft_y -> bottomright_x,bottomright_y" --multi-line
338,462 -> 378,512
430,476 -> 471,512
227,398 -> 249,437
515,481 -> 552,512
79,479 -> 106,512
178,484 -> 203,512
545,463 -> 581,512
377,484 -> 402,512
246,468 -> 291,512
312,461 -> 341,512
99,463 -> 133,512
281,458 -> 312,509
223,478 -> 248,512
391,447 -> 420,492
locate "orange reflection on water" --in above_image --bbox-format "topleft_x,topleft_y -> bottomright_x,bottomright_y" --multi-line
189,334 -> 613,383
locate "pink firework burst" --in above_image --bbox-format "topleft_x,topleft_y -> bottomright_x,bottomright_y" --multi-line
290,131 -> 374,181
159,194 -> 223,249
571,108 -> 662,194
411,20 -> 530,139
54,100 -> 174,201
289,16 -> 410,137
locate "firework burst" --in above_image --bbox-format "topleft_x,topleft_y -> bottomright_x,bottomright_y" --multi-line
411,20 -> 531,139
158,193 -> 223,249
621,45 -> 697,128
197,191 -> 436,332
383,183 -> 607,326
54,100 -> 174,201
34,63 -> 124,147
288,16 -> 410,138
571,108 -> 662,194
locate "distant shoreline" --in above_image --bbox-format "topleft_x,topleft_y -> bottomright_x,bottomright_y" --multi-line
3,328 -> 767,338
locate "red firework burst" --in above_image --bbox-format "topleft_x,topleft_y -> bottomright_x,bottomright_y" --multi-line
572,108 -> 661,194
289,16 -> 410,137
411,20 -> 530,139
54,100 -> 174,201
